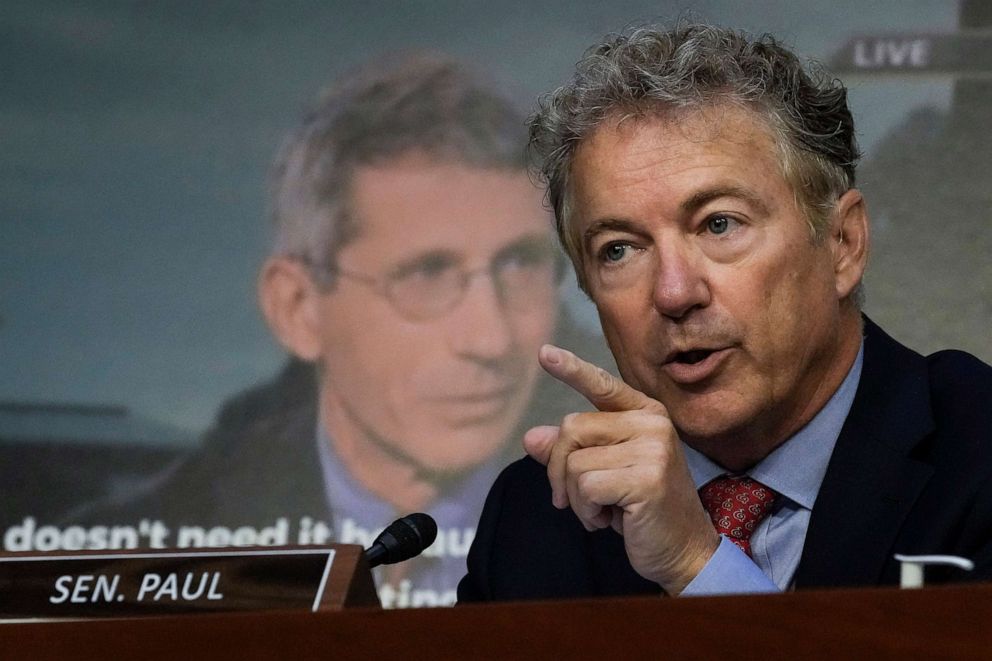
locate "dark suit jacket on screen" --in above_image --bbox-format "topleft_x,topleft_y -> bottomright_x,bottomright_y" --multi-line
457,318 -> 992,601
73,358 -> 329,529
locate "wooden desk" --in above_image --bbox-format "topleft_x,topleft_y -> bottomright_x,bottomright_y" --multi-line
2,584 -> 991,660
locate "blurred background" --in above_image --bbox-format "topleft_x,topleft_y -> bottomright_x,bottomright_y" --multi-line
2,0 -> 988,527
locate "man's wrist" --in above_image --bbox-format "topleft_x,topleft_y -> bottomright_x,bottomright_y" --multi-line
679,536 -> 780,596
663,529 -> 722,596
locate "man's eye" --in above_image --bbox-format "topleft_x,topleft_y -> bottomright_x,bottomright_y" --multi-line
706,215 -> 736,235
496,243 -> 554,270
416,261 -> 451,278
394,255 -> 457,282
600,242 -> 630,263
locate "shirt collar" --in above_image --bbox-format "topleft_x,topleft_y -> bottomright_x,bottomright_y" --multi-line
316,423 -> 393,526
315,421 -> 504,530
685,341 -> 864,510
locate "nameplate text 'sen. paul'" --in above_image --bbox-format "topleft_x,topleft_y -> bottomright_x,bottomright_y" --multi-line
0,547 -> 336,619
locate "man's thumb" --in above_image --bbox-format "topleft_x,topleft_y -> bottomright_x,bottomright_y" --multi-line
523,425 -> 559,466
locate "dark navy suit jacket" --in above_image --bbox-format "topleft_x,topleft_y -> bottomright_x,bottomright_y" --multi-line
458,319 -> 992,601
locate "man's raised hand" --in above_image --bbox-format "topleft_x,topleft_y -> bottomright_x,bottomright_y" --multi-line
523,344 -> 720,595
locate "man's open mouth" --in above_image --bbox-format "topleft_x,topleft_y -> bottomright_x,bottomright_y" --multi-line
671,349 -> 715,365
661,346 -> 732,384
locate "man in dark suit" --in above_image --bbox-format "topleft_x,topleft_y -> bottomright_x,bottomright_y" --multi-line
459,24 -> 992,600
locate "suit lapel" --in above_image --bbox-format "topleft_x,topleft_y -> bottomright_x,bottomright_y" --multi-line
212,394 -> 332,526
794,319 -> 935,588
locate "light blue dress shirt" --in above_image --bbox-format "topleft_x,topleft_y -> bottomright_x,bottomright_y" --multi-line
681,342 -> 864,595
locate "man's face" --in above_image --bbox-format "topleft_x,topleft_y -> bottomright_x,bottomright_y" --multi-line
312,155 -> 557,473
571,107 -> 856,459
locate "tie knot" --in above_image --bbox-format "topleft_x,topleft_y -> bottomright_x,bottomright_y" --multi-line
699,475 -> 778,557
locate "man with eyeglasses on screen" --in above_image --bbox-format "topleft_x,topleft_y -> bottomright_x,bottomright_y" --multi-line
77,53 -> 604,607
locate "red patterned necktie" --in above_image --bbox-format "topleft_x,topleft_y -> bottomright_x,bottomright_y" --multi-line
698,475 -> 778,557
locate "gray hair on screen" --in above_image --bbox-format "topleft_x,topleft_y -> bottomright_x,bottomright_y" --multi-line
270,52 -> 529,283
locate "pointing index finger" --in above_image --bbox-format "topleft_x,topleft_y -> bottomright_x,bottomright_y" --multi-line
539,344 -> 666,415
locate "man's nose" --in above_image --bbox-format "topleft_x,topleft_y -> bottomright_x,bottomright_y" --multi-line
447,271 -> 515,360
651,244 -> 711,319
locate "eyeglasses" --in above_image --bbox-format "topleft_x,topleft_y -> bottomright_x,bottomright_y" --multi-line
312,238 -> 562,322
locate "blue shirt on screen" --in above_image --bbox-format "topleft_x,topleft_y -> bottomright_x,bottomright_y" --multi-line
315,424 -> 500,606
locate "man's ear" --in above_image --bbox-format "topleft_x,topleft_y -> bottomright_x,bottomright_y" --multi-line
257,256 -> 325,361
830,188 -> 870,301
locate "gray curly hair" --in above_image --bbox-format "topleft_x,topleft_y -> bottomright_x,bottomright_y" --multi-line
528,23 -> 860,291
271,52 -> 529,282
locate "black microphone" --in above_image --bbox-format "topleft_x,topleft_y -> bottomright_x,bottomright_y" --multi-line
364,513 -> 438,568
